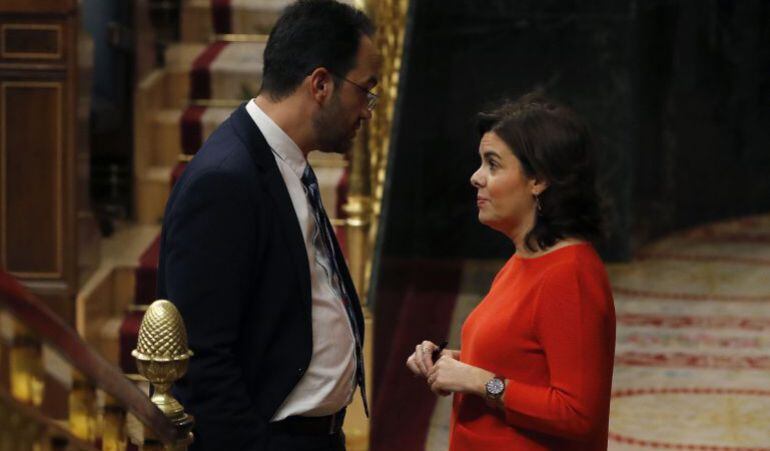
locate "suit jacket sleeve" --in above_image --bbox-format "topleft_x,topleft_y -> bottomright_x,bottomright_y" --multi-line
162,168 -> 263,448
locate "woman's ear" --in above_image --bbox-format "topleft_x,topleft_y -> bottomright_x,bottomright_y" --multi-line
531,177 -> 549,196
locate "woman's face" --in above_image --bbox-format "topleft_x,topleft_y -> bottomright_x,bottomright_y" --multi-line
470,132 -> 542,238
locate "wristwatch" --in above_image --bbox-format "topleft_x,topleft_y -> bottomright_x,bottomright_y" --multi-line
485,376 -> 506,400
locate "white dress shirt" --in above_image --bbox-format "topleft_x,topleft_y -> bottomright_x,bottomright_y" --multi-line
245,100 -> 356,420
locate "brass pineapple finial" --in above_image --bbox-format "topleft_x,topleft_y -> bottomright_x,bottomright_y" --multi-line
132,300 -> 193,426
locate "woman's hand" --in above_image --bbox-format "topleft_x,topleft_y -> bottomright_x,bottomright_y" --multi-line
442,349 -> 461,360
406,340 -> 440,378
426,356 -> 494,397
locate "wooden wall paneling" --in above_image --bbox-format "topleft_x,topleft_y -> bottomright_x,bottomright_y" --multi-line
0,5 -> 98,327
1,80 -> 64,279
1,23 -> 62,60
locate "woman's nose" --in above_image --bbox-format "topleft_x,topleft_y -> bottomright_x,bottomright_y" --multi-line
470,168 -> 483,188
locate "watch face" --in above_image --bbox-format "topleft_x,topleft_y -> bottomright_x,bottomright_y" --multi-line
486,377 -> 505,398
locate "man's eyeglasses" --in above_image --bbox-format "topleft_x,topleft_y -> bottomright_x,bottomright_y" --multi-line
330,72 -> 379,111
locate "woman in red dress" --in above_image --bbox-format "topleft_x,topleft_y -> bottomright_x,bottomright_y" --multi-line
407,93 -> 616,450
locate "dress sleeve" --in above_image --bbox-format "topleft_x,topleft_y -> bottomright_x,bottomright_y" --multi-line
500,262 -> 615,441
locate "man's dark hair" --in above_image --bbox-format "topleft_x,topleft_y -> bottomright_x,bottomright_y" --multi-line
477,92 -> 606,252
260,0 -> 375,100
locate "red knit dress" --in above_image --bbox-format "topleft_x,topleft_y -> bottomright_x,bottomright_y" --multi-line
449,243 -> 616,450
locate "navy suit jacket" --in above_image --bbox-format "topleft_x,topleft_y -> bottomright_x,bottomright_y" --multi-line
157,103 -> 364,450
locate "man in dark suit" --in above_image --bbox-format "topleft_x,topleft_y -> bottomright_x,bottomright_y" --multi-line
156,1 -> 380,449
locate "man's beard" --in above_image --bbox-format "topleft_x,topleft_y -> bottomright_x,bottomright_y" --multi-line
312,93 -> 355,154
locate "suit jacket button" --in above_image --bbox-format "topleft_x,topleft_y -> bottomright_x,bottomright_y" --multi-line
298,368 -> 304,374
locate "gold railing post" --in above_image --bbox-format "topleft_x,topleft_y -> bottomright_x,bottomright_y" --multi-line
10,413 -> 24,451
19,418 -> 46,451
69,371 -> 97,442
9,322 -> 44,407
342,37 -> 374,451
140,424 -> 165,451
132,300 -> 194,450
340,134 -> 374,451
0,404 -> 17,451
102,394 -> 127,451
50,436 -> 70,451
0,402 -> 8,451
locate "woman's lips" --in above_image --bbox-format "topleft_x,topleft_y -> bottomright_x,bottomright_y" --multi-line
476,197 -> 488,207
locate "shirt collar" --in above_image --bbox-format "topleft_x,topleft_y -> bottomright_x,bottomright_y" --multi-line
246,99 -> 306,178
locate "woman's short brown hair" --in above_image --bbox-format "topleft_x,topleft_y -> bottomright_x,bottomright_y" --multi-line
477,92 -> 605,252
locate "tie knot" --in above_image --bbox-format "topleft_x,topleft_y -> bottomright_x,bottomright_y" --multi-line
301,165 -> 318,189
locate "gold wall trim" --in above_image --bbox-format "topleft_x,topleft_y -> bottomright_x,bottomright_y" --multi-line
0,81 -> 64,279
365,0 -> 409,297
342,0 -> 410,300
0,24 -> 63,60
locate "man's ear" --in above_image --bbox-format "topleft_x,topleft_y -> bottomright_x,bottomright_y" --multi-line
308,67 -> 334,104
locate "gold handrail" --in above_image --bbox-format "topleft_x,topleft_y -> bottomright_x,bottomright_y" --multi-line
0,270 -> 185,447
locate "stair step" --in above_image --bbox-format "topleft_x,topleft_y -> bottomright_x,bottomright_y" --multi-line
145,165 -> 174,183
149,104 -> 352,167
163,41 -> 265,107
181,0 -> 290,42
135,152 -> 347,225
135,165 -> 174,224
150,106 -> 234,165
150,109 -> 183,166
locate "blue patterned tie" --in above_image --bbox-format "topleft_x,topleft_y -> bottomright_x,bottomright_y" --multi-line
301,164 -> 369,417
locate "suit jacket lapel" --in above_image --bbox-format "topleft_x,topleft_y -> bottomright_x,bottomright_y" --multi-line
229,103 -> 312,313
